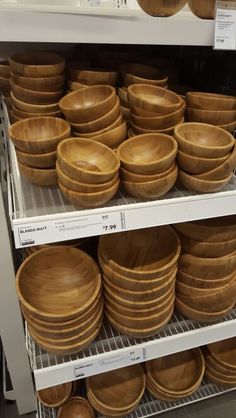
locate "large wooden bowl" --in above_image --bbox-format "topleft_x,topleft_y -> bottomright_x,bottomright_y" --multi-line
187,107 -> 236,125
11,72 -> 65,92
177,269 -> 235,290
187,92 -> 236,111
177,150 -> 229,175
92,121 -> 127,149
9,51 -> 65,77
16,246 -> 101,322
59,86 -> 116,123
18,162 -> 57,186
174,123 -> 235,158
178,169 -> 232,193
120,62 -> 168,87
16,149 -> 56,169
188,0 -> 217,19
120,163 -> 175,183
207,338 -> 236,371
11,82 -> 63,105
10,92 -> 59,113
137,0 -> 187,16
99,225 -> 181,279
68,67 -> 118,86
13,106 -> 61,119
58,397 -> 95,418
37,383 -> 72,408
196,142 -> 236,181
179,251 -> 236,279
178,233 -> 236,258
205,368 -> 236,387
57,138 -> 120,184
175,296 -> 234,322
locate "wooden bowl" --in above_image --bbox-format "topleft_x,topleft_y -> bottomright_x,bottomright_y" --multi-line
122,164 -> 178,199
13,106 -> 61,119
186,92 -> 236,111
92,121 -> 127,149
205,368 -> 236,387
178,233 -> 236,258
177,150 -> 229,175
11,72 -> 65,92
177,269 -> 235,289
188,0 -> 217,19
187,107 -> 236,125
121,105 -> 131,121
117,133 -> 177,174
120,62 -> 168,87
205,362 -> 236,385
0,60 -> 10,78
178,169 -> 232,193
137,0 -> 187,16
99,225 -> 181,279
9,116 -> 70,154
196,142 -> 236,181
131,119 -> 184,136
11,81 -> 63,105
16,246 -> 102,322
220,120 -> 236,134
57,138 -> 120,184
18,162 -> 57,186
59,86 -> 116,123
68,67 -> 118,86
37,383 -> 72,408
205,351 -> 236,378
58,397 -> 95,418
175,296 -> 234,322
16,149 -> 56,169
128,85 -> 182,115
9,51 -> 65,77
120,162 -> 175,183
11,92 -> 59,114
174,123 -> 235,158
207,338 -> 236,371
71,114 -> 123,139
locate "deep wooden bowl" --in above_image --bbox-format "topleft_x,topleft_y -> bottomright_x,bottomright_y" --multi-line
220,120 -> 236,134
0,60 -> 10,78
117,133 -> 177,175
137,0 -> 187,16
58,397 -> 95,418
16,246 -> 102,322
178,169 -> 232,193
13,106 -> 61,119
16,149 -> 56,169
99,225 -> 181,279
11,81 -> 63,105
57,138 -> 120,184
37,383 -> 72,408
187,92 -> 236,111
128,85 -> 182,115
122,164 -> 178,199
175,296 -> 234,322
196,142 -> 236,181
120,62 -> 168,87
11,72 -> 65,92
207,338 -> 236,371
187,107 -> 236,125
59,86 -> 116,123
71,114 -> 123,139
9,116 -> 70,154
68,67 -> 118,86
92,121 -> 127,149
18,162 -> 57,186
177,269 -> 235,290
188,0 -> 217,19
11,92 -> 59,114
179,251 -> 236,279
177,150 -> 229,175
9,51 -> 65,77
174,123 -> 235,158
178,233 -> 236,258
120,163 -> 175,183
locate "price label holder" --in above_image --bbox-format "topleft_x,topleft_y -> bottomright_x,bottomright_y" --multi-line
214,1 -> 236,50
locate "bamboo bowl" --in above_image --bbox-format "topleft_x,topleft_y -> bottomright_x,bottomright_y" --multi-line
9,51 -> 65,77
175,296 -> 234,322
11,92 -> 60,113
137,0 -> 187,16
92,121 -> 127,149
188,0 -> 218,19
177,269 -> 236,290
196,142 -> 236,181
187,107 -> 236,126
205,351 -> 236,378
120,163 -> 175,183
18,162 -> 57,186
120,62 -> 168,87
178,169 -> 232,193
205,362 -> 236,385
178,233 -> 236,258
13,106 -> 61,119
187,92 -> 236,111
177,150 -> 229,175
11,72 -> 65,92
16,149 -> 57,169
71,114 -> 123,139
58,397 -> 95,418
11,81 -> 63,105
37,383 -> 72,408
131,119 -> 184,136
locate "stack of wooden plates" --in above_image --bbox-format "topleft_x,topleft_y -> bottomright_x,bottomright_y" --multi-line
16,246 -> 103,355
205,338 -> 236,387
146,348 -> 205,401
174,217 -> 236,322
86,365 -> 145,417
99,226 -> 180,338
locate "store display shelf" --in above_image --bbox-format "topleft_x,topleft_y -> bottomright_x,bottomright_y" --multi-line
26,309 -> 236,391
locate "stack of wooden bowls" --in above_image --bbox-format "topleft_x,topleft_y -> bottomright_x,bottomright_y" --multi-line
174,122 -> 236,193
9,117 -> 70,186
57,138 -> 120,208
16,246 -> 103,355
98,226 -> 180,338
128,85 -> 185,136
205,338 -> 236,387
0,60 -> 11,102
58,397 -> 95,418
174,216 -> 236,322
37,382 -> 73,408
117,86 -> 131,125
86,365 -> 145,417
9,51 -> 65,120
137,0 -> 187,17
186,92 -> 236,133
118,133 -> 178,199
188,0 -> 219,19
146,348 -> 205,400
67,63 -> 118,91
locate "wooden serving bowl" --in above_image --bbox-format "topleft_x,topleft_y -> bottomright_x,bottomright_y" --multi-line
174,123 -> 235,158
16,246 -> 101,322
117,133 -> 177,174
37,383 -> 72,408
11,82 -> 63,105
187,92 -> 236,111
177,269 -> 235,290
120,163 -> 175,183
178,233 -> 236,258
18,162 -> 57,186
92,121 -> 127,148
9,51 -> 65,77
9,116 -> 70,154
177,150 -> 229,175
13,106 -> 61,119
68,67 -> 118,87
207,338 -> 236,371
120,62 -> 168,88
179,251 -> 236,279
187,107 -> 236,125
178,169 -> 232,193
0,60 -> 10,78
128,85 -> 182,115
58,397 -> 95,418
11,72 -> 65,92
59,86 -> 116,123
57,138 -> 120,184
137,0 -> 187,16
16,149 -> 56,169
188,0 -> 217,19
197,142 -> 236,181
205,368 -> 236,387
11,92 -> 59,114
175,296 -> 234,322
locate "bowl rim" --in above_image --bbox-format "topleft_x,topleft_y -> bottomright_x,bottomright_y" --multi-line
59,85 -> 116,111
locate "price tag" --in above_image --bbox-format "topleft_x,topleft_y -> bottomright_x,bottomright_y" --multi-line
214,2 -> 236,50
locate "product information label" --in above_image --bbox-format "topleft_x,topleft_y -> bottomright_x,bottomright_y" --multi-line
214,2 -> 236,50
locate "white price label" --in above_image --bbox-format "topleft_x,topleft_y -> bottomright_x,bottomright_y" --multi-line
214,6 -> 236,50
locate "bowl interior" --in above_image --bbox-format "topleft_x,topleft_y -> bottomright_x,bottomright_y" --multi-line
176,123 -> 233,148
129,85 -> 180,106
10,117 -> 68,141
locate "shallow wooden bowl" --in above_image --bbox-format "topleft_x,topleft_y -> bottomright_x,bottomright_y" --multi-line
120,62 -> 168,88
11,72 -> 65,92
178,169 -> 232,193
207,338 -> 236,371
174,122 -> 234,158
57,138 -> 120,184
187,107 -> 236,126
92,121 -> 127,148
137,0 -> 187,16
99,225 -> 181,279
146,379 -> 187,401
117,133 -> 177,174
179,251 -> 236,279
196,142 -> 236,181
122,164 -> 178,199
11,92 -> 59,114
205,352 -> 236,378
0,60 -> 10,78
220,120 -> 236,134
59,86 -> 116,123
18,162 -> 57,186
11,81 -> 63,105
9,116 -> 70,154
187,92 -> 236,111
128,85 -> 182,115
69,67 -> 118,87
188,0 -> 217,19
37,383 -> 72,408
16,149 -> 56,169
178,233 -> 236,258
175,296 -> 234,322
9,51 -> 65,77
177,269 -> 235,289
120,163 -> 175,183
177,150 -> 229,175
13,106 -> 61,119
58,397 -> 95,418
16,246 -> 101,322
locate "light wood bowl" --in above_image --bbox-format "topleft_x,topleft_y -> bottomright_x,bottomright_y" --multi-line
11,81 -> 63,105
16,149 -> 56,169
9,51 -> 65,77
11,72 -> 65,92
57,138 -> 120,184
187,107 -> 236,125
177,269 -> 235,290
13,106 -> 61,119
71,114 -> 123,139
18,162 -> 57,186
59,86 -> 116,123
58,397 -> 95,418
188,0 -> 217,19
120,62 -> 168,87
92,121 -> 127,148
16,246 -> 102,322
120,162 -> 175,183
175,296 -> 234,322
131,119 -> 184,136
196,142 -> 236,181
137,0 -> 187,16
0,60 -> 10,78
207,338 -> 236,372
220,120 -> 236,134
99,225 -> 181,279
174,122 -> 235,158
128,85 -> 182,115
122,164 -> 178,199
117,133 -> 177,174
68,80 -> 87,91
68,67 -> 118,87
9,116 -> 70,154
178,169 -> 232,193
177,150 -> 229,175
11,92 -> 59,114
187,92 -> 236,111
205,351 -> 236,378
178,233 -> 236,258
37,383 -> 72,408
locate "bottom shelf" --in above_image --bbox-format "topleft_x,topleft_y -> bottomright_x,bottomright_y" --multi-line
38,381 -> 236,418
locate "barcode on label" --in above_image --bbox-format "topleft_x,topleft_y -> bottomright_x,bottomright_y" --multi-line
21,240 -> 35,246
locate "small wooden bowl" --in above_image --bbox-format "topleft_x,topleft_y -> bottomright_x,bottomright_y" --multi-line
178,169 -> 232,193
174,122 -> 235,158
207,338 -> 236,372
196,142 -> 236,181
122,164 -> 178,199
16,149 -> 56,169
9,116 -> 70,154
71,114 -> 123,139
175,296 -> 234,322
120,163 -> 175,183
120,62 -> 168,88
188,0 -> 217,19
18,162 -> 57,186
13,106 -> 61,119
177,150 -> 229,175
59,86 -> 116,123
9,51 -> 65,77
69,67 -> 118,87
57,138 -> 120,184
11,92 -> 59,114
11,81 -> 63,105
178,233 -> 236,258
37,383 -> 72,408
117,133 -> 178,174
137,0 -> 187,16
187,92 -> 236,111
92,121 -> 127,149
177,269 -> 235,290
0,60 -> 10,78
187,107 -> 236,125
58,397 -> 95,418
11,72 -> 65,92
128,84 -> 182,115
